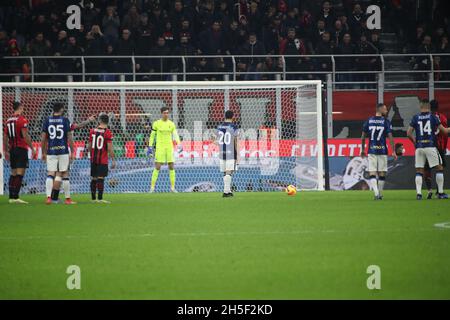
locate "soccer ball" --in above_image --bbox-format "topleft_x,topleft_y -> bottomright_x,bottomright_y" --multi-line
285,185 -> 297,196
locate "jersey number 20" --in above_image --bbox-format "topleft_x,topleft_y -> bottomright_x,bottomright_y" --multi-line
218,131 -> 232,145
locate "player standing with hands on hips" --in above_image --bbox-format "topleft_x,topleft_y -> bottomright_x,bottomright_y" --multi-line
361,103 -> 397,200
407,99 -> 450,200
3,101 -> 36,204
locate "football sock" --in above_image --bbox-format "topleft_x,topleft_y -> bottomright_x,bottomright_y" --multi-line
169,169 -> 176,190
436,171 -> 444,194
378,176 -> 385,195
97,179 -> 104,200
224,174 -> 232,194
8,175 -> 14,199
151,169 -> 159,190
62,178 -> 71,199
15,175 -> 24,199
424,171 -> 432,191
46,175 -> 54,198
51,189 -> 60,201
415,173 -> 423,195
91,179 -> 97,200
370,175 -> 379,197
52,176 -> 62,201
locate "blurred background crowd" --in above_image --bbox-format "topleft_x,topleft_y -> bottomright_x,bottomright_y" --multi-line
0,0 -> 449,81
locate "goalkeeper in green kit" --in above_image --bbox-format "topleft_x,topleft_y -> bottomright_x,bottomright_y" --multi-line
147,107 -> 181,193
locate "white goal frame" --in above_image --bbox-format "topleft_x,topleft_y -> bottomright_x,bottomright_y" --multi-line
0,80 -> 324,195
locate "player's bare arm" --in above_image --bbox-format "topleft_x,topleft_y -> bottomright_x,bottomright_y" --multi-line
107,141 -> 116,169
40,132 -> 48,161
437,123 -> 450,135
360,132 -> 366,157
235,136 -> 239,165
2,133 -> 9,161
68,131 -> 75,162
72,115 -> 96,130
388,132 -> 398,160
407,126 -> 416,145
22,127 -> 36,158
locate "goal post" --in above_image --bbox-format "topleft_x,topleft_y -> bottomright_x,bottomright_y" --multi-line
0,81 -> 324,195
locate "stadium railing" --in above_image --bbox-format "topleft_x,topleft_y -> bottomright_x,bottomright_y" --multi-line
1,54 -> 449,92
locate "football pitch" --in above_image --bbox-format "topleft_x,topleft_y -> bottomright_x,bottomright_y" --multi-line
0,191 -> 449,300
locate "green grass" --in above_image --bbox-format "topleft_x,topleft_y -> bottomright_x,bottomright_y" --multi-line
0,190 -> 449,300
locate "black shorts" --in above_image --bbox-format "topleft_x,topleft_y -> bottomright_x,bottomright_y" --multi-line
10,147 -> 29,169
91,163 -> 108,178
424,148 -> 446,169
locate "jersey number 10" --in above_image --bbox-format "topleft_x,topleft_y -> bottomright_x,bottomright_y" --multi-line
91,134 -> 105,150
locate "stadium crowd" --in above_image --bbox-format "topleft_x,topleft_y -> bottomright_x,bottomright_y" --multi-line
0,0 -> 449,81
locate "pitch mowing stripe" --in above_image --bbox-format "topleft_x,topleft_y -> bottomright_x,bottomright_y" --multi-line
0,227 -> 445,241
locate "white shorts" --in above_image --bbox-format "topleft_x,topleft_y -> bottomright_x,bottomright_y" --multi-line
415,147 -> 442,168
368,154 -> 388,172
219,159 -> 237,173
47,154 -> 70,172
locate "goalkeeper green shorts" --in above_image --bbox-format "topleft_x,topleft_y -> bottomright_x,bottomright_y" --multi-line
155,147 -> 175,164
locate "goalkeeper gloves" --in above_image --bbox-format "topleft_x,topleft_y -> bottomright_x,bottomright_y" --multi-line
147,146 -> 154,157
177,145 -> 183,153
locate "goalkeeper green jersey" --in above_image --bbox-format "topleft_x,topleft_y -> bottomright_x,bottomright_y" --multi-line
149,119 -> 180,149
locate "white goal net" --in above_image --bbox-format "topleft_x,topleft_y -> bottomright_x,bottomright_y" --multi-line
0,81 -> 323,195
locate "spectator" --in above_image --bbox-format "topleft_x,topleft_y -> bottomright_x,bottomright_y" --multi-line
312,19 -> 328,49
122,5 -> 141,35
247,1 -> 262,35
335,33 -> 355,86
226,20 -> 248,54
436,35 -> 449,81
60,36 -> 83,80
115,29 -> 135,79
283,8 -> 299,36
81,1 -> 99,32
33,15 -> 52,39
355,34 -> 379,88
102,6 -> 120,44
332,19 -> 345,47
149,5 -> 165,37
199,21 -> 227,55
176,19 -> 195,47
262,15 -> 282,55
314,31 -> 334,81
28,32 -> 51,81
172,35 -> 197,77
150,37 -> 172,80
84,25 -> 105,81
279,28 -> 307,79
237,33 -> 266,80
348,3 -> 366,40
162,21 -> 176,49
317,1 -> 335,29
370,32 -> 384,53
53,30 -> 68,56
100,44 -> 118,81
216,0 -> 232,27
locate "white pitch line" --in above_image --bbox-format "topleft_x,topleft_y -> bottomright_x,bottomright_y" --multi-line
434,222 -> 450,229
0,227 -> 444,241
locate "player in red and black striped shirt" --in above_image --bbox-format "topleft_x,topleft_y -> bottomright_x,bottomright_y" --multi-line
3,102 -> 36,204
88,113 -> 116,203
424,100 -> 449,199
